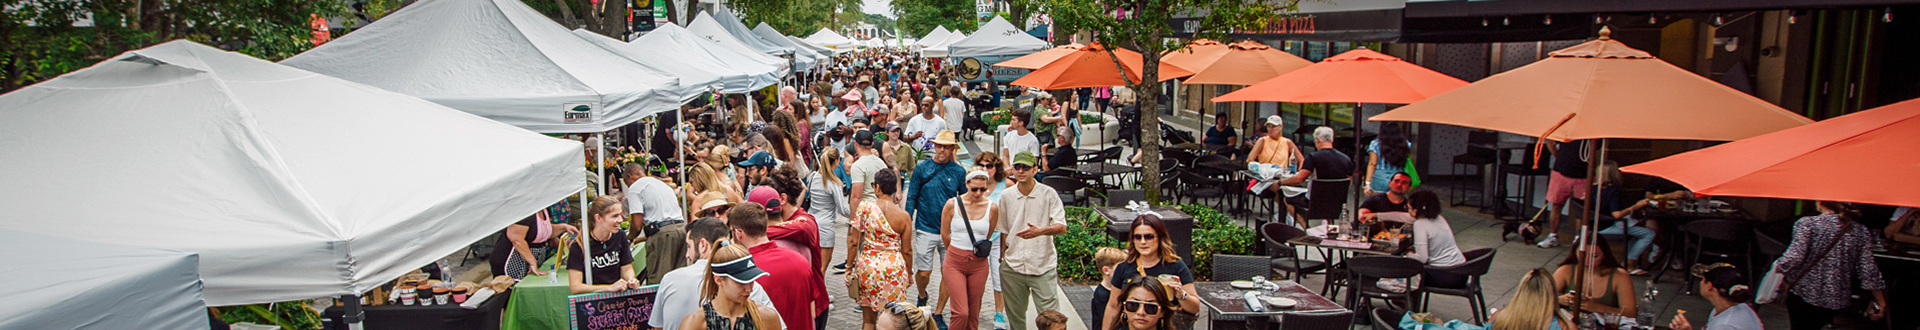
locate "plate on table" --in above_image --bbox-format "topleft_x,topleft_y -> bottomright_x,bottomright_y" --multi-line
1263,297 -> 1297,309
1229,280 -> 1259,289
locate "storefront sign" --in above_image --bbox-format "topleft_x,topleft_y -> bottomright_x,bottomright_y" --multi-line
568,286 -> 658,330
564,103 -> 595,123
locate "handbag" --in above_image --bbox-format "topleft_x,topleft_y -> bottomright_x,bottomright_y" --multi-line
956,198 -> 991,257
1758,220 -> 1852,304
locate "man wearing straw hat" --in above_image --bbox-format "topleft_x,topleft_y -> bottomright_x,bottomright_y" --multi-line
906,131 -> 968,314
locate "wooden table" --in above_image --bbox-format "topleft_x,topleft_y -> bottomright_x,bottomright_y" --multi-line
1194,280 -> 1345,329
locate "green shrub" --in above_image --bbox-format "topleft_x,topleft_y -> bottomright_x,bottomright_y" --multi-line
1051,204 -> 1254,283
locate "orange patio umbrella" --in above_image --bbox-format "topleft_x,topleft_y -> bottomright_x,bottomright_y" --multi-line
1177,41 -> 1314,86
1008,42 -> 1194,90
1622,98 -> 1920,208
995,44 -> 1083,70
1160,39 -> 1229,72
1211,47 -> 1467,104
1370,28 -> 1810,142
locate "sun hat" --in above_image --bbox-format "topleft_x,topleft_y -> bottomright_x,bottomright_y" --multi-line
931,130 -> 959,146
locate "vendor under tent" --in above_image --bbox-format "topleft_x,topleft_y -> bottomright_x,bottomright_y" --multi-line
281,0 -> 681,134
712,6 -> 793,57
1,229 -> 208,330
948,16 -> 1053,58
573,29 -> 722,100
686,11 -> 791,74
0,39 -> 583,311
752,23 -> 820,72
635,24 -> 781,93
914,26 -> 952,50
804,27 -> 856,50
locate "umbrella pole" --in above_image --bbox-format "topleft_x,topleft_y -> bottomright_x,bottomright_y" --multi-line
1568,138 -> 1608,317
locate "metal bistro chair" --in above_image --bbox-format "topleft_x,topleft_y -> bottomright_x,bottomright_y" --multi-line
1451,135 -> 1498,208
1278,310 -> 1355,330
1209,254 -> 1275,330
1041,176 -> 1094,207
1177,170 -> 1229,210
1104,189 -> 1146,208
1370,307 -> 1406,330
1342,255 -> 1427,319
1420,248 -> 1497,324
1755,228 -> 1789,261
1261,223 -> 1328,282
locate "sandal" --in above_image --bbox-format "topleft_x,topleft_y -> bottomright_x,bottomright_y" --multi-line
1629,269 -> 1650,276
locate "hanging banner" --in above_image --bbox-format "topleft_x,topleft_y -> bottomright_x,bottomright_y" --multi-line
957,55 -> 1029,83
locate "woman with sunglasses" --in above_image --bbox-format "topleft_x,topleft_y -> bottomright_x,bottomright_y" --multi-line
1118,276 -> 1178,330
1101,214 -> 1201,330
938,170 -> 1002,330
678,241 -> 783,330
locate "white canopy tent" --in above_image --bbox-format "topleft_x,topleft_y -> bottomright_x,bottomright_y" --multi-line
633,24 -> 781,93
687,11 -> 791,74
949,16 -> 1052,57
788,35 -> 834,58
0,40 -> 583,306
913,26 -> 951,50
572,29 -> 722,99
281,0 -> 680,133
918,32 -> 967,57
753,23 -> 822,72
1,229 -> 208,330
712,6 -> 793,56
804,28 -> 855,50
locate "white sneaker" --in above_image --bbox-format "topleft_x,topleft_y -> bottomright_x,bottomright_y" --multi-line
1536,233 -> 1560,248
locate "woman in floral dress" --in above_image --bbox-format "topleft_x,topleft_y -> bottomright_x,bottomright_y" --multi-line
847,169 -> 914,330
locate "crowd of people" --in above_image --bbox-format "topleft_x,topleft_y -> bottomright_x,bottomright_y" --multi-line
469,45 -> 1904,330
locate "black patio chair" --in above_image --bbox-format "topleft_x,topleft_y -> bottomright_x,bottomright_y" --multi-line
1261,223 -> 1328,282
1041,176 -> 1093,207
1420,248 -> 1497,325
1279,310 -> 1355,330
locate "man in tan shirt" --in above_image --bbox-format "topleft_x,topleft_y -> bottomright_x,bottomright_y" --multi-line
996,152 -> 1068,330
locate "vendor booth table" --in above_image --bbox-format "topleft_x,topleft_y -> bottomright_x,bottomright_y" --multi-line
323,290 -> 511,330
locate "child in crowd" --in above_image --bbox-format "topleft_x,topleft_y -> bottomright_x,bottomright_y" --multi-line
1035,310 -> 1069,330
1088,247 -> 1127,330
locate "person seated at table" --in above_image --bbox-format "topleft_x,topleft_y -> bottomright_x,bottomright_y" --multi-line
677,242 -> 784,330
1044,133 -> 1077,173
1088,247 -> 1127,330
1116,276 -> 1179,330
488,211 -> 578,279
1363,122 -> 1412,197
1358,172 -> 1414,226
652,218 -> 775,330
1202,110 -> 1239,157
1250,116 -> 1305,221
1670,263 -> 1763,330
1552,237 -> 1637,318
1592,161 -> 1659,275
1279,127 -> 1353,226
1487,268 -> 1575,330
1102,214 -> 1202,330
1885,206 -> 1920,245
568,195 -> 641,294
1405,190 -> 1465,268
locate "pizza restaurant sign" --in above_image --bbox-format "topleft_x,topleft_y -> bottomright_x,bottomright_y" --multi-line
1181,15 -> 1317,35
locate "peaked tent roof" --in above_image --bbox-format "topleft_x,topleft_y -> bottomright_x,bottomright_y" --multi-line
804,28 -> 855,49
572,29 -> 719,99
2,229 -> 207,330
687,11 -> 790,73
0,40 -> 582,306
949,16 -> 1052,57
915,26 -> 952,49
281,0 -> 680,133
713,6 -> 792,56
788,35 -> 834,57
633,24 -> 780,92
919,32 -> 968,57
753,23 -> 818,72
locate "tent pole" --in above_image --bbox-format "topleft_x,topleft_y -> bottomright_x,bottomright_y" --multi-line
341,294 -> 364,330
598,132 -> 607,196
580,185 -> 591,285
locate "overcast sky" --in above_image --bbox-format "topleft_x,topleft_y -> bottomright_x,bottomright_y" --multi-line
864,0 -> 893,18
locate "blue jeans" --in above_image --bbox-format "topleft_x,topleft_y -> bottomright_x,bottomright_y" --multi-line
1598,220 -> 1656,262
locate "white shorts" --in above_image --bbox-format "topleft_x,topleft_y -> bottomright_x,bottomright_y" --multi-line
986,237 -> 1002,292
912,229 -> 944,271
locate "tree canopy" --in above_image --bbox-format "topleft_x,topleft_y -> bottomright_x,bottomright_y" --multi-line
725,0 -> 863,35
2,0 -> 348,91
892,0 -> 973,37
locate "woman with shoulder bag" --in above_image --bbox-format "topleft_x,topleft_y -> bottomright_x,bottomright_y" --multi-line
1770,201 -> 1888,330
937,170 -> 1001,330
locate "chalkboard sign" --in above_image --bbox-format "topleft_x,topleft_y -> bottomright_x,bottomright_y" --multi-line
567,285 -> 659,330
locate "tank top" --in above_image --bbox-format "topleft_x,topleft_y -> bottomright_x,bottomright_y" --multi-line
1254,136 -> 1293,166
702,301 -> 756,330
949,199 -> 991,251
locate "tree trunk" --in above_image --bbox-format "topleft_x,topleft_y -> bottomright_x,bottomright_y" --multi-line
550,0 -> 580,28
683,0 -> 700,24
1136,38 -> 1165,202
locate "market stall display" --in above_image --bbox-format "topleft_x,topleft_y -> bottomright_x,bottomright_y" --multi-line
0,228 -> 209,330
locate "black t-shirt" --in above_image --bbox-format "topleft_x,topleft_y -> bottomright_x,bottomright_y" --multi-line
1553,140 -> 1588,178
1300,149 -> 1353,180
1049,146 -> 1077,171
1098,259 -> 1194,330
566,231 -> 633,285
1360,193 -> 1407,214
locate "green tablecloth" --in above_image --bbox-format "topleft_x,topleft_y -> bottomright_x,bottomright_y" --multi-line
502,270 -> 572,330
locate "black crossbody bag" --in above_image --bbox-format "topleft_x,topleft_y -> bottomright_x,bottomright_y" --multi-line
957,198 -> 992,257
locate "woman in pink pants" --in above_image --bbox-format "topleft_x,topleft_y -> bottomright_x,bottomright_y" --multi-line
941,170 -> 1001,330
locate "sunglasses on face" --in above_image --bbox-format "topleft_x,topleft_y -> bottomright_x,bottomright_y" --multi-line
1012,164 -> 1034,171
1123,300 -> 1161,314
697,206 -> 731,217
970,187 -> 988,193
1132,233 -> 1157,241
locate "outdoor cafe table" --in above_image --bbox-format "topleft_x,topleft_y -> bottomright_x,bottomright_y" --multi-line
502,270 -> 572,330
1195,280 -> 1345,329
1062,162 -> 1139,178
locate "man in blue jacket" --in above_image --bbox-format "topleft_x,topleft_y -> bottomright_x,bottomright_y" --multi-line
906,130 -> 967,313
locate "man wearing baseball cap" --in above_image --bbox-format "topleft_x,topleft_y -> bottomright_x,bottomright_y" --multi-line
997,151 -> 1069,330
906,131 -> 968,312
729,202 -> 826,330
737,151 -> 778,188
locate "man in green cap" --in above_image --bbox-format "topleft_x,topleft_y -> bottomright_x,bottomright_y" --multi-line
996,151 -> 1068,330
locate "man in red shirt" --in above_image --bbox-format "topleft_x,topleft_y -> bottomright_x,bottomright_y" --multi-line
729,202 -> 827,330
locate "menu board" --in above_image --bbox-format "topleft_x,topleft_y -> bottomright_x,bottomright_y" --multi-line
568,285 -> 658,330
